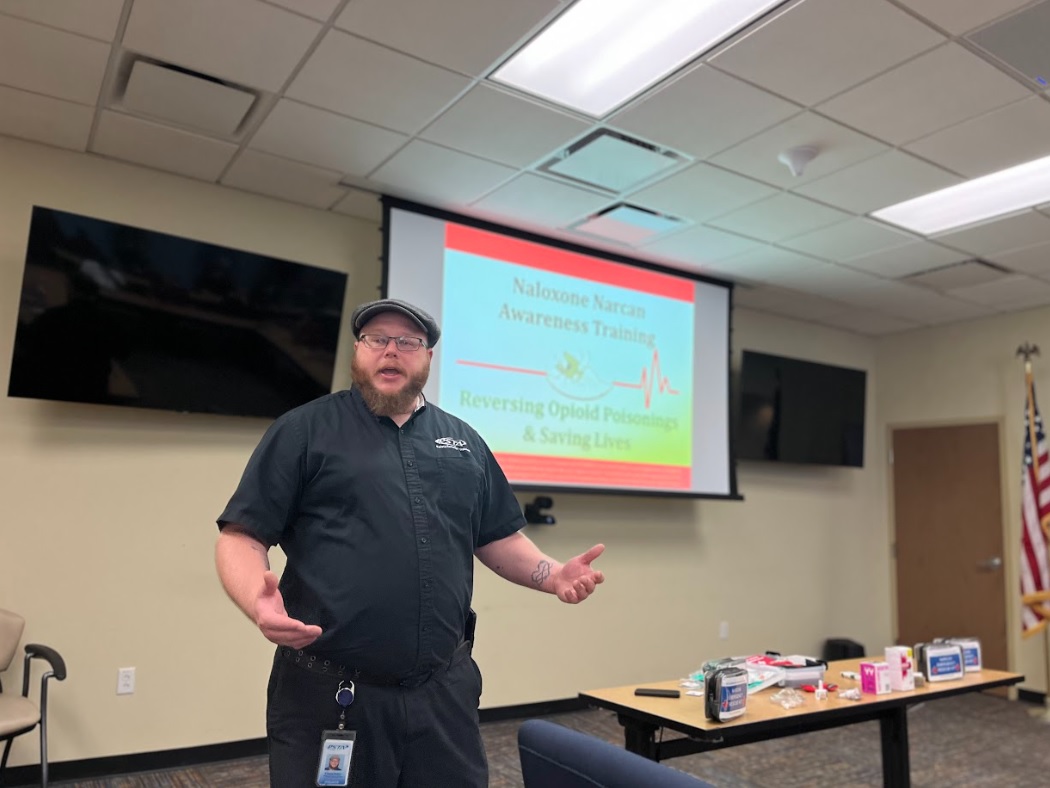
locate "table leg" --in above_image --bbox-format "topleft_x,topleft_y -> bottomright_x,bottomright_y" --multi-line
617,713 -> 660,760
879,706 -> 910,787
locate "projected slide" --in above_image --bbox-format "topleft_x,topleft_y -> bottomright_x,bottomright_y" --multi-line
441,224 -> 693,489
384,200 -> 735,498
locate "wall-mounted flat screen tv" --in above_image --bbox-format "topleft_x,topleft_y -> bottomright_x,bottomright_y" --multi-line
736,350 -> 866,468
381,197 -> 739,499
8,206 -> 348,418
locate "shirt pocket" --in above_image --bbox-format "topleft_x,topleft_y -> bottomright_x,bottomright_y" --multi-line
436,451 -> 484,520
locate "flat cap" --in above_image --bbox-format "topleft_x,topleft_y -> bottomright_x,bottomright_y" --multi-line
351,298 -> 441,348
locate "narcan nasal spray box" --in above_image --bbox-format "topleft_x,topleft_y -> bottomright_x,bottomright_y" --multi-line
884,646 -> 915,691
860,661 -> 891,695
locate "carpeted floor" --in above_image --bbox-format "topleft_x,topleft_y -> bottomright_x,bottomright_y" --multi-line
52,693 -> 1050,787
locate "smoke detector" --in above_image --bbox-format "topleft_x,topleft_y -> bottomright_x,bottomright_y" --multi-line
777,145 -> 819,177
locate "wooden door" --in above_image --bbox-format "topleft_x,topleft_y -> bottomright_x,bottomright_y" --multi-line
892,424 -> 1008,671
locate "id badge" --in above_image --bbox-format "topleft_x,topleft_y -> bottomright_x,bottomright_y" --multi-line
316,729 -> 355,787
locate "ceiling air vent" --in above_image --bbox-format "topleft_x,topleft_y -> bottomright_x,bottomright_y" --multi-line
569,203 -> 689,245
968,0 -> 1050,90
539,129 -> 687,193
119,59 -> 257,136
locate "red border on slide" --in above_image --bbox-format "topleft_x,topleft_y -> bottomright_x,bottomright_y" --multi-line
445,222 -> 694,302
495,452 -> 691,490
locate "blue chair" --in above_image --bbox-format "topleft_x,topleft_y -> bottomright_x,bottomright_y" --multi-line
518,719 -> 714,788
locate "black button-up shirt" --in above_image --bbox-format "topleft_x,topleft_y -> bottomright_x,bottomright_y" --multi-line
218,388 -> 524,676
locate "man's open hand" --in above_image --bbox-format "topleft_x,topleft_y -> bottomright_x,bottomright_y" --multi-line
254,571 -> 322,648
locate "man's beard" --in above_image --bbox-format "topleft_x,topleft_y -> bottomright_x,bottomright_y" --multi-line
351,353 -> 430,417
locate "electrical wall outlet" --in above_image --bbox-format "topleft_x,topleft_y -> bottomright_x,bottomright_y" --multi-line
719,621 -> 729,640
117,667 -> 136,695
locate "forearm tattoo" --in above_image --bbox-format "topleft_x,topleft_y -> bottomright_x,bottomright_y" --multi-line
531,560 -> 552,587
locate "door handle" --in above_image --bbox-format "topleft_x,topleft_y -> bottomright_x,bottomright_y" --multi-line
977,556 -> 1003,571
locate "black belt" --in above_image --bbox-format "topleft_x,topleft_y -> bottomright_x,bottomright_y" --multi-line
278,640 -> 471,688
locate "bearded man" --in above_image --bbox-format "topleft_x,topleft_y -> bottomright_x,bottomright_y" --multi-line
215,298 -> 605,788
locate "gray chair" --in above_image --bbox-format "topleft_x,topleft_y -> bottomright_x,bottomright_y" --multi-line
518,718 -> 714,788
0,609 -> 66,788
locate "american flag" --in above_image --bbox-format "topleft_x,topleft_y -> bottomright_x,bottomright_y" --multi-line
1021,372 -> 1050,636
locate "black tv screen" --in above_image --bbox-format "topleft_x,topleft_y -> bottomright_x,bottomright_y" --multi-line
736,350 -> 866,468
8,207 -> 348,418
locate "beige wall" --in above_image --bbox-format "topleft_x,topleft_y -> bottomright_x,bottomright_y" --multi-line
0,137 -> 892,768
877,308 -> 1050,698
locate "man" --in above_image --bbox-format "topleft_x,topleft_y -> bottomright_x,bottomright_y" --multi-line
215,297 -> 605,788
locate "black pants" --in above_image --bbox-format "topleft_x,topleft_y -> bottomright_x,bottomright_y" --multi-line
265,646 -> 487,788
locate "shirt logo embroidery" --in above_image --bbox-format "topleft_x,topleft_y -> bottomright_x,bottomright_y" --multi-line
435,437 -> 470,452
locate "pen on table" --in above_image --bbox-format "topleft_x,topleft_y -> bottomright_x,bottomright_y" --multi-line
841,671 -> 860,680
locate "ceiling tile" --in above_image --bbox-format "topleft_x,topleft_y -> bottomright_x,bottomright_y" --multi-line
707,193 -> 851,242
332,189 -> 383,223
903,97 -> 1050,179
733,284 -> 862,324
948,275 -> 1050,308
780,218 -> 916,262
250,99 -> 408,176
371,141 -> 516,206
336,0 -> 560,77
710,0 -> 944,106
0,0 -> 124,40
641,225 -> 765,265
987,241 -> 1050,276
221,150 -> 347,209
90,110 -> 237,181
709,112 -> 886,188
934,211 -> 1050,256
795,150 -> 961,214
608,65 -> 799,160
905,261 -> 1009,290
760,261 -> 888,297
471,173 -> 611,229
703,246 -> 828,283
419,84 -> 590,168
123,0 -> 321,92
0,84 -> 94,151
896,0 -> 1033,35
627,163 -> 776,223
818,43 -> 1031,145
844,285 -> 999,325
824,278 -> 997,323
287,31 -> 471,134
845,241 -> 967,278
815,309 -> 921,336
263,0 -> 342,22
0,14 -> 109,104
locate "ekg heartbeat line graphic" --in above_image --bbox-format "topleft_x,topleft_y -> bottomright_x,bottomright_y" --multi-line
611,349 -> 680,409
457,348 -> 680,410
457,361 -> 547,376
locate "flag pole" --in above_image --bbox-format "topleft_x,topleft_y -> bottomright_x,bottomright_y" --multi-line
1018,342 -> 1050,720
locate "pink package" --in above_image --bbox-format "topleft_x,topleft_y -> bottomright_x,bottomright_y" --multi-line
860,661 -> 891,695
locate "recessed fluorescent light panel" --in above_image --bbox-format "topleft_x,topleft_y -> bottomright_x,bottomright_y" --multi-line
491,0 -> 786,118
872,154 -> 1050,236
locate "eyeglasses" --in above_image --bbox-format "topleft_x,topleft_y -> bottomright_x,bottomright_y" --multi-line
358,333 -> 428,352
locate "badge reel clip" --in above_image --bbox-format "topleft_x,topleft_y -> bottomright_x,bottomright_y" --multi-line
335,681 -> 355,729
